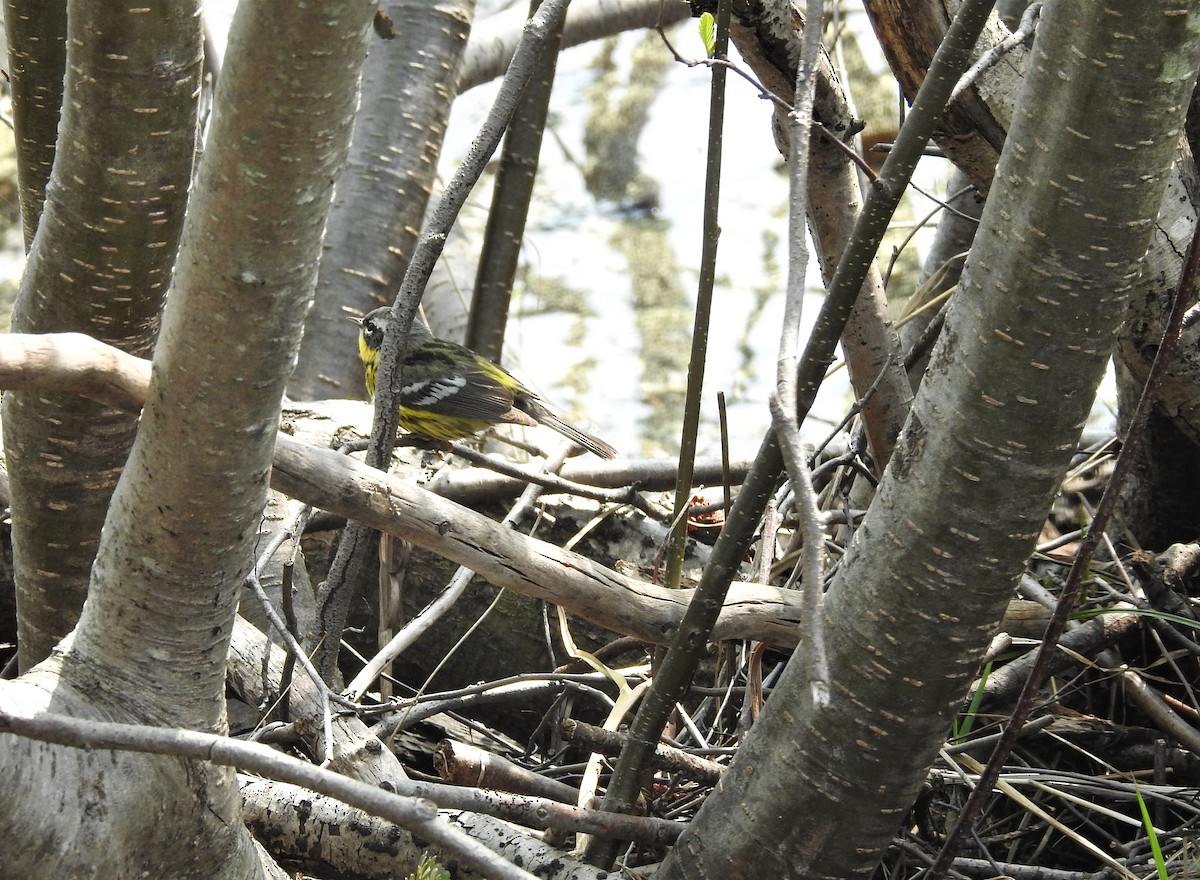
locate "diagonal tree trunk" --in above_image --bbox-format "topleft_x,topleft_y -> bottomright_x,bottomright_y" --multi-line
657,2 -> 1200,877
869,0 -> 1200,549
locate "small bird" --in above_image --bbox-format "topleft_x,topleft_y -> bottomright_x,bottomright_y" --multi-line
353,307 -> 617,459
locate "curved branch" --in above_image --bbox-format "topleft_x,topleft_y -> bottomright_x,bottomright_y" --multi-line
459,0 -> 690,92
0,334 -> 152,410
270,433 -> 804,647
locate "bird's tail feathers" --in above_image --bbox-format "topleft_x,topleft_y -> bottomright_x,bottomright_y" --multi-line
535,411 -> 617,459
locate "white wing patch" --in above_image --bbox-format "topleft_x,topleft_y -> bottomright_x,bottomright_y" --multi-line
403,375 -> 467,407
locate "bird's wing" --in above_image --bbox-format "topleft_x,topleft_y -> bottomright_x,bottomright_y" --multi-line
401,365 -> 537,427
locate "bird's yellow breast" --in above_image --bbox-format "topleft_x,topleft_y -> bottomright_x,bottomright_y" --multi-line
358,333 -> 378,397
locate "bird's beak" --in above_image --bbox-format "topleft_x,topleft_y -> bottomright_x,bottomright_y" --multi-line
346,315 -> 364,327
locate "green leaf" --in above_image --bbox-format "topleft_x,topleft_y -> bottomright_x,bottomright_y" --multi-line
952,660 -> 991,743
699,12 -> 716,57
406,855 -> 451,880
1134,782 -> 1169,880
